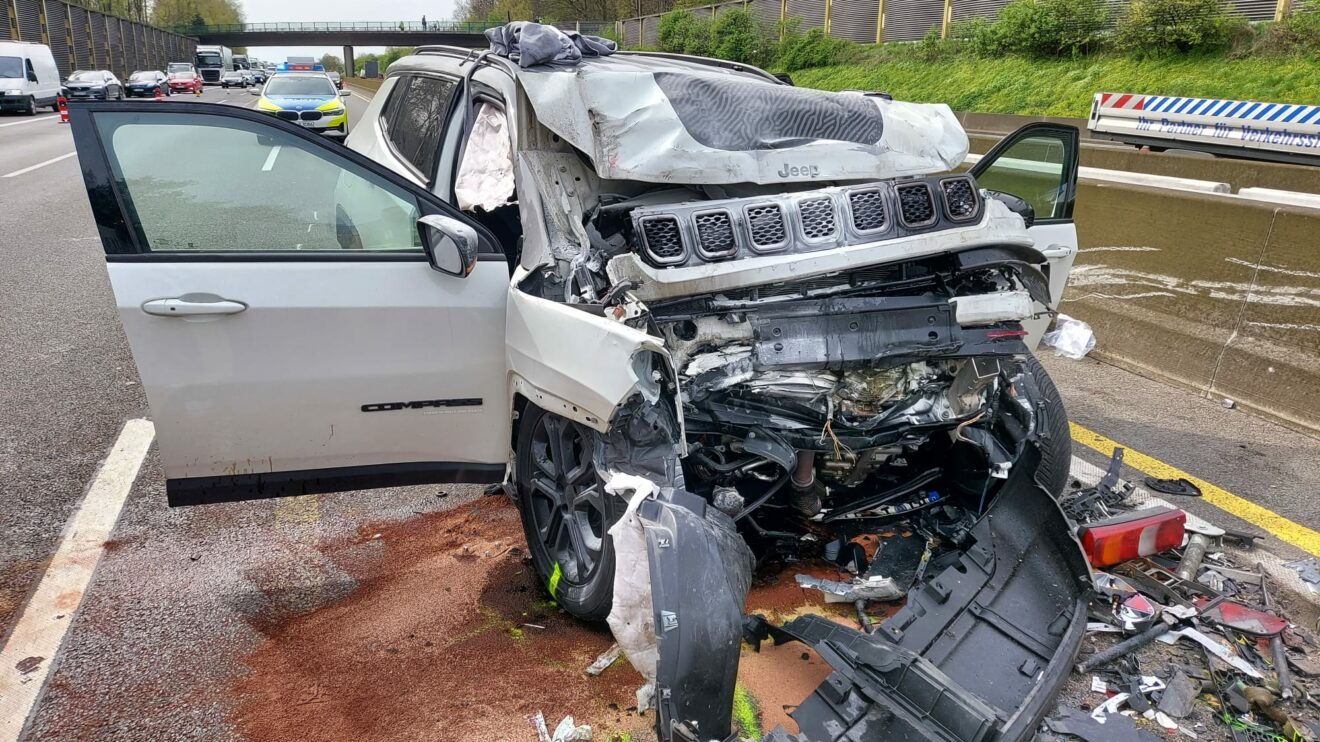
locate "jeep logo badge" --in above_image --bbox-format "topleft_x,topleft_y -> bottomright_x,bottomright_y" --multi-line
777,163 -> 820,178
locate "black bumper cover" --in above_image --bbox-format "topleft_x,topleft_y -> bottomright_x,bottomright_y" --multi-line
748,443 -> 1092,741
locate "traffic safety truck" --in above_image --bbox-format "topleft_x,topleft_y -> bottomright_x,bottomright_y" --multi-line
1089,91 -> 1320,166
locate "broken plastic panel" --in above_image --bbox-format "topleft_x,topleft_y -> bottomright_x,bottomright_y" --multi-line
640,489 -> 754,742
749,443 -> 1092,742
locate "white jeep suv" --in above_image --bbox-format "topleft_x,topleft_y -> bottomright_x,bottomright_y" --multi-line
68,42 -> 1085,742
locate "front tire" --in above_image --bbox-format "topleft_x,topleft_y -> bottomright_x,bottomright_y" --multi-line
515,403 -> 621,621
23,96 -> 36,115
1024,352 -> 1072,497
946,352 -> 1071,499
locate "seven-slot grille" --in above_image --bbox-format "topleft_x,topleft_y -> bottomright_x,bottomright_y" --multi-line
640,216 -> 687,264
940,177 -> 979,221
630,176 -> 984,268
745,204 -> 789,252
848,188 -> 888,232
896,182 -> 937,228
693,210 -> 738,258
798,197 -> 838,241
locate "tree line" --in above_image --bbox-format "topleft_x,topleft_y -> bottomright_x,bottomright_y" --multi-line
63,0 -> 244,31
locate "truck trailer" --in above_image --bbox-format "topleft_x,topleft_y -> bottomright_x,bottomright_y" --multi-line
1089,91 -> 1320,166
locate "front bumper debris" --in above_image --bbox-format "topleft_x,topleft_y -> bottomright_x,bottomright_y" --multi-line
745,444 -> 1090,741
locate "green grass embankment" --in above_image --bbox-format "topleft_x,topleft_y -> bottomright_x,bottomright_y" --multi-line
790,48 -> 1320,117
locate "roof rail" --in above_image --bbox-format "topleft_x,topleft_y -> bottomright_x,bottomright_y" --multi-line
613,50 -> 780,83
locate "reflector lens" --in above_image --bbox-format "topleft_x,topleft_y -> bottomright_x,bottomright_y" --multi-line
1078,507 -> 1186,568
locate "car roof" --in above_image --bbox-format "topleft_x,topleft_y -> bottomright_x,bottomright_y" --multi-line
399,45 -> 779,84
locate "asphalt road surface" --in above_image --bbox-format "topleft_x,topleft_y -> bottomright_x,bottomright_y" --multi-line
1,83 -> 1318,741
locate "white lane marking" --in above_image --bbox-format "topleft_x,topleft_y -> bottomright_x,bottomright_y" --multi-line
0,116 -> 57,129
261,145 -> 281,171
0,419 -> 154,742
351,92 -> 373,104
2,151 -> 76,178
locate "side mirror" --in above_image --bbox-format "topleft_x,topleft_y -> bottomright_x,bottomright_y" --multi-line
28,71 -> 38,82
418,214 -> 478,277
339,90 -> 350,97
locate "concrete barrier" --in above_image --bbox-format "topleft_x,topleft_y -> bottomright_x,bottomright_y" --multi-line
1061,182 -> 1320,431
969,132 -> 1320,194
1237,188 -> 1320,210
964,152 -> 1231,194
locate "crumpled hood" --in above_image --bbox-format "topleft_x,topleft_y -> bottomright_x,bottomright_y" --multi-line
516,56 -> 968,185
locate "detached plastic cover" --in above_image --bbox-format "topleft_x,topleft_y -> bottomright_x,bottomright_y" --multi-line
516,57 -> 969,185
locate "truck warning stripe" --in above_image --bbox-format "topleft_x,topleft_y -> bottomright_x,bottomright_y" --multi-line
1101,93 -> 1320,125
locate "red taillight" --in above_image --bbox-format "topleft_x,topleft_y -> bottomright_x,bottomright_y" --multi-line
1078,507 -> 1186,568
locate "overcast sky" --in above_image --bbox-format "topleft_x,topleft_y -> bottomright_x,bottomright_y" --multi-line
235,0 -> 459,65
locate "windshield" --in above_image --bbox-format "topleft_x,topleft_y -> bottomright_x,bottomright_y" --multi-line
0,56 -> 22,79
69,71 -> 105,82
130,72 -> 156,81
168,63 -> 192,73
222,71 -> 242,78
264,76 -> 335,97
196,53 -> 222,66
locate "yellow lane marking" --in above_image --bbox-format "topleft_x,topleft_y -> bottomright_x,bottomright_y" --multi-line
1071,422 -> 1320,557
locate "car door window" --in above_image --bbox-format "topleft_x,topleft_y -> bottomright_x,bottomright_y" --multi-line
382,74 -> 458,182
94,111 -> 422,253
972,126 -> 1078,222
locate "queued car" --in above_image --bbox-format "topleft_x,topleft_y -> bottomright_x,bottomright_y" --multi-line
250,68 -> 268,84
219,70 -> 246,89
327,70 -> 342,89
165,62 -> 203,94
62,70 -> 122,100
125,70 -> 171,97
250,72 -> 350,137
65,27 -> 1088,742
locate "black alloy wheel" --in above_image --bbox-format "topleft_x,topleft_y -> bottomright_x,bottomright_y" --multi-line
515,404 -> 620,621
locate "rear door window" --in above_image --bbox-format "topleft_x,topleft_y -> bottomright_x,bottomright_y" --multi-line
382,74 -> 459,183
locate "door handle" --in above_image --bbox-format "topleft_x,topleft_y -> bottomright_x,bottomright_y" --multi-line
1040,243 -> 1075,259
142,297 -> 247,317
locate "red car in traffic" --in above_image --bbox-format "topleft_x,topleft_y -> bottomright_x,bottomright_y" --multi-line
166,63 -> 203,94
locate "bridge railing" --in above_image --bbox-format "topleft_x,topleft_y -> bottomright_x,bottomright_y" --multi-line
173,20 -> 617,36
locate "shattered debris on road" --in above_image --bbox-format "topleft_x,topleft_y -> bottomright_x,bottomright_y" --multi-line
1043,448 -> 1320,742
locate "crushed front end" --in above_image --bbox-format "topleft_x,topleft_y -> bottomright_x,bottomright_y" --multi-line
500,53 -> 1090,742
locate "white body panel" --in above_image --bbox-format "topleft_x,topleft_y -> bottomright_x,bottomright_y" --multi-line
0,42 -> 61,107
108,260 -> 510,480
506,281 -> 672,432
1021,221 -> 1078,348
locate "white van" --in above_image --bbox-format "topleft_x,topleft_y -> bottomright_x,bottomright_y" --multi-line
0,41 -> 62,115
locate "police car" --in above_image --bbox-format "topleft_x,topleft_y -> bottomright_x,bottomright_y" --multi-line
250,72 -> 350,137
